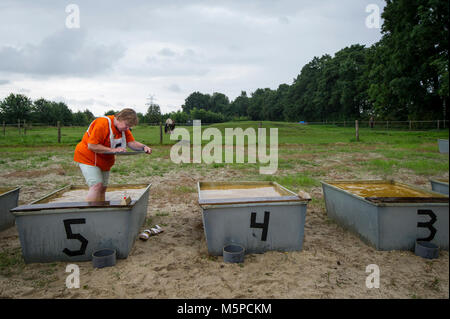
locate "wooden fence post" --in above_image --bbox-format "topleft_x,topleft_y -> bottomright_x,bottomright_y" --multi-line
437,120 -> 440,130
23,120 -> 26,136
409,120 -> 412,130
18,119 -> 21,135
355,120 -> 359,142
57,121 -> 61,143
159,122 -> 163,144
2,121 -> 5,136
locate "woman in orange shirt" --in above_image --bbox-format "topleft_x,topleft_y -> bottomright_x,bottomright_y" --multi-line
74,108 -> 152,201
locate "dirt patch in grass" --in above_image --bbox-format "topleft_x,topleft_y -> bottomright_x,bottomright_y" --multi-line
2,167 -> 66,178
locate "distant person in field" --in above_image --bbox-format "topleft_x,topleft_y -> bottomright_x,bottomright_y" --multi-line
74,108 -> 152,202
369,117 -> 374,129
165,118 -> 175,134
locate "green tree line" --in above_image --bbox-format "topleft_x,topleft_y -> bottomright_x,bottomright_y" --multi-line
0,94 -> 97,126
0,95 -> 173,126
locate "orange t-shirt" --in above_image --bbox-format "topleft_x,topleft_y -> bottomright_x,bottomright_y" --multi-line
74,116 -> 135,171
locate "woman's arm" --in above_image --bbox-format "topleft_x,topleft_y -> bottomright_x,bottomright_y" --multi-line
127,141 -> 152,154
88,143 -> 126,153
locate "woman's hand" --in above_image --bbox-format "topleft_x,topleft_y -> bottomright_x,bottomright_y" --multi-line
111,147 -> 127,153
143,145 -> 152,154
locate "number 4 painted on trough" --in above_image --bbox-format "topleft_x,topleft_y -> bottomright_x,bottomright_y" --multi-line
250,211 -> 270,241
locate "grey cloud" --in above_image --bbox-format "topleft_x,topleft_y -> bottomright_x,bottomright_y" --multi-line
168,84 -> 181,92
278,16 -> 290,24
54,96 -> 111,108
140,65 -> 209,77
158,48 -> 176,57
148,48 -> 201,63
0,80 -> 10,85
0,29 -> 126,76
138,48 -> 209,77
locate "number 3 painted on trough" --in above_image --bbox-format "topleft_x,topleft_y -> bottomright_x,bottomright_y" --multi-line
63,219 -> 88,257
417,210 -> 437,242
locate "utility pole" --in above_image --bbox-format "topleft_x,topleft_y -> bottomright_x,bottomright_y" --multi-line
145,93 -> 162,125
146,94 -> 157,107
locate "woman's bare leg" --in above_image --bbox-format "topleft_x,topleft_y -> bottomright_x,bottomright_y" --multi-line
86,182 -> 106,202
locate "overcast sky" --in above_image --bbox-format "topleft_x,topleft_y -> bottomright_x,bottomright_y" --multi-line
0,0 -> 386,116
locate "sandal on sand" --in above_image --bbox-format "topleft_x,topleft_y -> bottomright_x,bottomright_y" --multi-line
138,225 -> 164,241
139,230 -> 151,241
152,225 -> 164,234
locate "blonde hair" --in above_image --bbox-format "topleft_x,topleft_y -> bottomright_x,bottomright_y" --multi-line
115,108 -> 138,126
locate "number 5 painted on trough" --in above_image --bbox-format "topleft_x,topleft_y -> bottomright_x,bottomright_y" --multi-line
63,219 -> 88,257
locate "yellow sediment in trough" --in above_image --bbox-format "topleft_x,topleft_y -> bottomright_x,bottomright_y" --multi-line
330,182 -> 441,198
199,183 -> 289,200
0,188 -> 15,196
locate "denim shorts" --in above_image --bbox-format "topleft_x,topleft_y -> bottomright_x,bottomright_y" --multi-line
78,163 -> 110,187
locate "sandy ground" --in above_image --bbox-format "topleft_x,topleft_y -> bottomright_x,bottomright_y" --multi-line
0,160 -> 448,299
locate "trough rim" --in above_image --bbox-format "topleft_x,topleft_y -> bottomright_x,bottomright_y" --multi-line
429,178 -> 449,187
10,183 -> 152,216
197,180 -> 309,206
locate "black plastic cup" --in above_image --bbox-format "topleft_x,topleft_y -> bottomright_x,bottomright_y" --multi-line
92,248 -> 117,268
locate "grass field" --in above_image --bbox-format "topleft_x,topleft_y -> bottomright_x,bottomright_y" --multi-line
0,121 -> 448,182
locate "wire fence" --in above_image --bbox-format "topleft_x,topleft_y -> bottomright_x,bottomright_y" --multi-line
1,119 -> 448,144
306,120 -> 449,131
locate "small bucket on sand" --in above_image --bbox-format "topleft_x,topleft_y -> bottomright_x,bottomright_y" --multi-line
92,248 -> 117,268
415,241 -> 439,259
223,244 -> 245,263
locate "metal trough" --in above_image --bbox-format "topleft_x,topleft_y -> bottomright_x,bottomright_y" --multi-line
430,178 -> 449,196
198,181 -> 310,256
438,139 -> 449,154
11,184 -> 151,263
321,180 -> 449,251
0,187 -> 20,231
